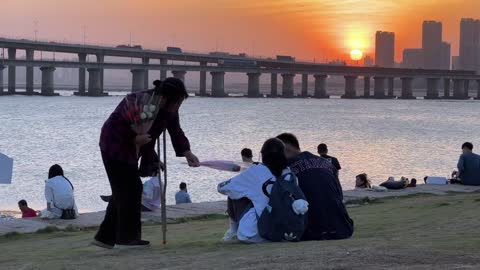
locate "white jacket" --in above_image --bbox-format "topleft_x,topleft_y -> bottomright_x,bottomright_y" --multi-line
44,176 -> 77,218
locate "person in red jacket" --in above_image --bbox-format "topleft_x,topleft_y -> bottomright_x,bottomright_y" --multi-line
18,200 -> 37,218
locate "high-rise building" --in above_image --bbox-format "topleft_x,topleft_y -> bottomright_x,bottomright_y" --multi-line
364,55 -> 374,67
422,21 -> 443,69
459,18 -> 480,71
375,31 -> 395,67
441,42 -> 451,70
402,48 -> 423,68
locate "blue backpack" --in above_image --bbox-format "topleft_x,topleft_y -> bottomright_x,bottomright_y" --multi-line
257,172 -> 308,242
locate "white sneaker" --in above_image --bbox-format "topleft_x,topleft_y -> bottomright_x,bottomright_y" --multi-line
222,228 -> 238,242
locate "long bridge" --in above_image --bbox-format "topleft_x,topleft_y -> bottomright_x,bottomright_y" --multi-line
1,37 -> 479,99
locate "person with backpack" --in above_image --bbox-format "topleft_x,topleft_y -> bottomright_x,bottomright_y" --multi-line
276,133 -> 354,241
41,164 -> 78,219
217,138 -> 308,243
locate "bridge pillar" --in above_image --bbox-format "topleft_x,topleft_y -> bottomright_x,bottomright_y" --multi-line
160,58 -> 168,80
476,80 -> 480,100
87,68 -> 102,96
400,77 -> 414,99
281,73 -> 295,98
96,54 -> 104,93
443,78 -> 451,98
247,72 -> 261,97
40,67 -> 55,96
270,73 -> 278,97
8,48 -> 16,94
342,76 -> 357,98
387,77 -> 395,98
25,49 -> 34,95
142,57 -> 150,89
131,69 -> 146,92
301,74 -> 309,97
0,65 -> 4,94
199,62 -> 207,96
75,53 -> 87,96
363,76 -> 370,98
172,70 -> 186,83
313,74 -> 328,98
464,79 -> 470,99
373,76 -> 386,98
211,71 -> 226,97
453,79 -> 466,99
425,78 -> 440,99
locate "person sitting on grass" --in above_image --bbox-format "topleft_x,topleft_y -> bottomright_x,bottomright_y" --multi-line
457,142 -> 480,186
175,182 -> 192,204
218,138 -> 293,243
355,173 -> 372,189
41,164 -> 78,219
18,200 -> 37,218
276,133 -> 354,241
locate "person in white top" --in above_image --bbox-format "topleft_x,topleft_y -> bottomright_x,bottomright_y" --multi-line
42,164 -> 78,219
218,138 -> 293,243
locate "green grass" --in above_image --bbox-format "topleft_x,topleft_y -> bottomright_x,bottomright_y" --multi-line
1,193 -> 480,270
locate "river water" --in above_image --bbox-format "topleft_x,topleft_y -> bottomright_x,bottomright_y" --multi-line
0,92 -> 478,211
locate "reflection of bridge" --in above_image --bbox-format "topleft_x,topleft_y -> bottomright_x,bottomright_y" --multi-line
1,37 -> 479,99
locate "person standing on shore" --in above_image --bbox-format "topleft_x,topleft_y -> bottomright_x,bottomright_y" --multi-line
317,143 -> 341,177
93,78 -> 200,249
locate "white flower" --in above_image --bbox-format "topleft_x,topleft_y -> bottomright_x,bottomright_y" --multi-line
143,105 -> 149,112
140,112 -> 147,120
146,112 -> 153,119
149,105 -> 156,112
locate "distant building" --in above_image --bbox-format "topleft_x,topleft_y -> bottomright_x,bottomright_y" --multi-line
375,31 -> 395,67
402,48 -> 423,68
441,42 -> 451,70
459,18 -> 480,71
452,56 -> 461,70
364,55 -> 374,67
422,21 -> 443,69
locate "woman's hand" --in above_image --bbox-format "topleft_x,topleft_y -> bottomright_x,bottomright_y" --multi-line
134,134 -> 152,146
184,151 -> 200,167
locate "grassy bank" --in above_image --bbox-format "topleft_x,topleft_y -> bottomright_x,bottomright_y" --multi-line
1,193 -> 480,270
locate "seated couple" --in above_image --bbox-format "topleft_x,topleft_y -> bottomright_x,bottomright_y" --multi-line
355,174 -> 416,190
218,134 -> 354,243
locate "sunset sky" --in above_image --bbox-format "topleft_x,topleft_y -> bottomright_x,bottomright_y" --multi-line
1,0 -> 479,62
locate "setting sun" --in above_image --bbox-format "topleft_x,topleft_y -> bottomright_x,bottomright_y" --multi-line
350,49 -> 363,61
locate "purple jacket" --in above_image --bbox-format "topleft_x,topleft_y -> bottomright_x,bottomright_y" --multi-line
99,91 -> 191,165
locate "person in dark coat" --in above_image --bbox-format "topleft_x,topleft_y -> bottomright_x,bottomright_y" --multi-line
93,78 -> 200,249
277,133 -> 354,241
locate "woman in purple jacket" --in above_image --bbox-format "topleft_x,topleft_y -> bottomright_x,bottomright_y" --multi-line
93,78 -> 200,249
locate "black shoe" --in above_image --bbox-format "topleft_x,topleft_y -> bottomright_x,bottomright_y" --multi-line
91,239 -> 114,249
116,240 -> 151,249
100,195 -> 112,202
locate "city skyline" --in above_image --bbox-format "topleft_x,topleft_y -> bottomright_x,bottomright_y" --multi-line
1,0 -> 479,63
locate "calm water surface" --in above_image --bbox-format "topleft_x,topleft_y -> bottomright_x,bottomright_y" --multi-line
0,92 -> 478,211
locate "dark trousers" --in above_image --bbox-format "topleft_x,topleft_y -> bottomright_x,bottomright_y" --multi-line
95,153 -> 143,245
227,197 -> 252,223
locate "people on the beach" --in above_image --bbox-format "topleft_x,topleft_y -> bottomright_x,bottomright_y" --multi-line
276,133 -> 354,240
18,200 -> 37,218
456,142 -> 480,186
379,176 -> 410,190
317,143 -> 341,175
175,182 -> 192,204
241,148 -> 254,163
218,138 -> 293,243
94,78 -> 200,249
355,173 -> 372,189
41,164 -> 78,220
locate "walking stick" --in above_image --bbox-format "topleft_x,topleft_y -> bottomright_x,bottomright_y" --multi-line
158,132 -> 168,245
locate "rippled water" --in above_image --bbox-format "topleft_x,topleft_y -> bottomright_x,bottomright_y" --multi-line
0,92 -> 479,211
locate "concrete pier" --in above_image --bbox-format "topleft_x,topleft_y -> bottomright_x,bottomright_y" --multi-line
131,69 -> 146,92
8,48 -> 16,94
342,76 -> 357,98
270,73 -> 278,97
142,57 -> 149,88
172,70 -> 186,83
387,77 -> 395,98
211,71 -> 226,97
40,67 -> 55,96
247,72 -> 261,97
363,76 -> 371,98
374,76 -> 386,98
425,78 -> 440,99
313,74 -> 328,98
476,80 -> 480,100
160,58 -> 167,80
464,80 -> 470,99
301,74 -> 309,97
453,79 -> 466,99
25,49 -> 34,94
96,54 -> 104,94
400,77 -> 414,99
0,65 -> 4,94
87,68 -> 102,96
199,62 -> 207,96
443,78 -> 451,98
78,53 -> 87,95
281,73 -> 295,98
